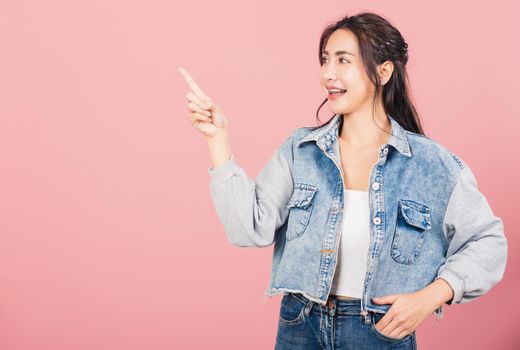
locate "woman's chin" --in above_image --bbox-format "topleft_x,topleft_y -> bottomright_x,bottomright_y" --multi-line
329,105 -> 349,115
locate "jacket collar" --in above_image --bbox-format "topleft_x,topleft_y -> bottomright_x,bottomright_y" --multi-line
296,113 -> 412,157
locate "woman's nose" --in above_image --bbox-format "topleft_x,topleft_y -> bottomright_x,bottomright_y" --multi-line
323,69 -> 337,80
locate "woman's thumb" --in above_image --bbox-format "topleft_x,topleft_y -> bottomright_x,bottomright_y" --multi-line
209,103 -> 226,128
202,100 -> 213,110
211,104 -> 226,128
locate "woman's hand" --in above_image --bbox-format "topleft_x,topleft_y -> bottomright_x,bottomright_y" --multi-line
371,290 -> 440,339
178,66 -> 229,138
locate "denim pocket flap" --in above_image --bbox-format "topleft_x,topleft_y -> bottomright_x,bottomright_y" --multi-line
286,183 -> 318,209
398,199 -> 432,230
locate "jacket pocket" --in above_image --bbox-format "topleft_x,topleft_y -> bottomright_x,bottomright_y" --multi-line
285,183 -> 318,241
391,199 -> 432,265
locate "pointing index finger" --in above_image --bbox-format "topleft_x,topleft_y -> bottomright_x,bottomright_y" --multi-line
178,67 -> 209,100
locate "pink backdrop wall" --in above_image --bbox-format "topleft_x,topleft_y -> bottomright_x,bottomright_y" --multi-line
1,0 -> 519,349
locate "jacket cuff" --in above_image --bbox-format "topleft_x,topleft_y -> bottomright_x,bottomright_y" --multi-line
435,270 -> 465,305
207,154 -> 239,183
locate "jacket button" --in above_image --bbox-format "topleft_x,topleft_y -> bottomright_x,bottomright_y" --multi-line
383,147 -> 388,154
372,217 -> 381,225
371,182 -> 380,190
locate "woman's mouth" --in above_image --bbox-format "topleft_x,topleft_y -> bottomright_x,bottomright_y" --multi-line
328,88 -> 347,100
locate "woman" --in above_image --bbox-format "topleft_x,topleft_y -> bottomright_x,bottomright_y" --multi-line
180,12 -> 507,350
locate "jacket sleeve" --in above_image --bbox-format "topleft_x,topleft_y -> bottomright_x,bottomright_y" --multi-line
207,134 -> 295,247
434,165 -> 508,305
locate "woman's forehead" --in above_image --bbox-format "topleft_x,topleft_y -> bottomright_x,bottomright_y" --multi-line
324,29 -> 358,54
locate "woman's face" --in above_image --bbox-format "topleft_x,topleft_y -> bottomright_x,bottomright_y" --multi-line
319,29 -> 376,116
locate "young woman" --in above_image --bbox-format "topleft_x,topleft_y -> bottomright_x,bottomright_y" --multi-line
180,11 -> 508,350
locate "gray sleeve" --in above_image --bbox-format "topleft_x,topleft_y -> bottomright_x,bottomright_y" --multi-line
434,165 -> 508,305
207,135 -> 294,247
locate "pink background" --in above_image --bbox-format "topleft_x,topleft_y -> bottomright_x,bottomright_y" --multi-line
1,0 -> 519,349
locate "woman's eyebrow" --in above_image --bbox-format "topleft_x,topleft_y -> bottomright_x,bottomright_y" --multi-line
322,50 -> 355,56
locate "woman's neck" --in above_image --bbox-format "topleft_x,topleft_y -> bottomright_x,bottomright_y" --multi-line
339,107 -> 391,148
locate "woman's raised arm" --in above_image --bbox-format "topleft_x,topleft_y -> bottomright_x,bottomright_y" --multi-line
179,66 -> 295,247
207,135 -> 295,247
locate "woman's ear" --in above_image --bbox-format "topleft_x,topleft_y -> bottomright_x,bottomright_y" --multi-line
378,60 -> 394,86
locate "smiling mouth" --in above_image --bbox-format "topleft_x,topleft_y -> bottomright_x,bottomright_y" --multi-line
328,89 -> 347,97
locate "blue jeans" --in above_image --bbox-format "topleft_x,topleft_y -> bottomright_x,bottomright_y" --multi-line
275,293 -> 417,349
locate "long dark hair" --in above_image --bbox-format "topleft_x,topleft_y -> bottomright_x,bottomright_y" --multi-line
315,12 -> 426,136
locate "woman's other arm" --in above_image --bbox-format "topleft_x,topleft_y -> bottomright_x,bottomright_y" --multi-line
434,164 -> 508,305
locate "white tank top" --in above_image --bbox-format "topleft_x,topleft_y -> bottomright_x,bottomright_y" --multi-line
329,188 -> 370,298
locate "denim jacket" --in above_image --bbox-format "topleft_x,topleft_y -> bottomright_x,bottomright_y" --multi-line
207,114 -> 508,323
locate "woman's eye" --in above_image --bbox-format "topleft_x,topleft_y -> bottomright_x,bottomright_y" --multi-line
321,57 -> 349,64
